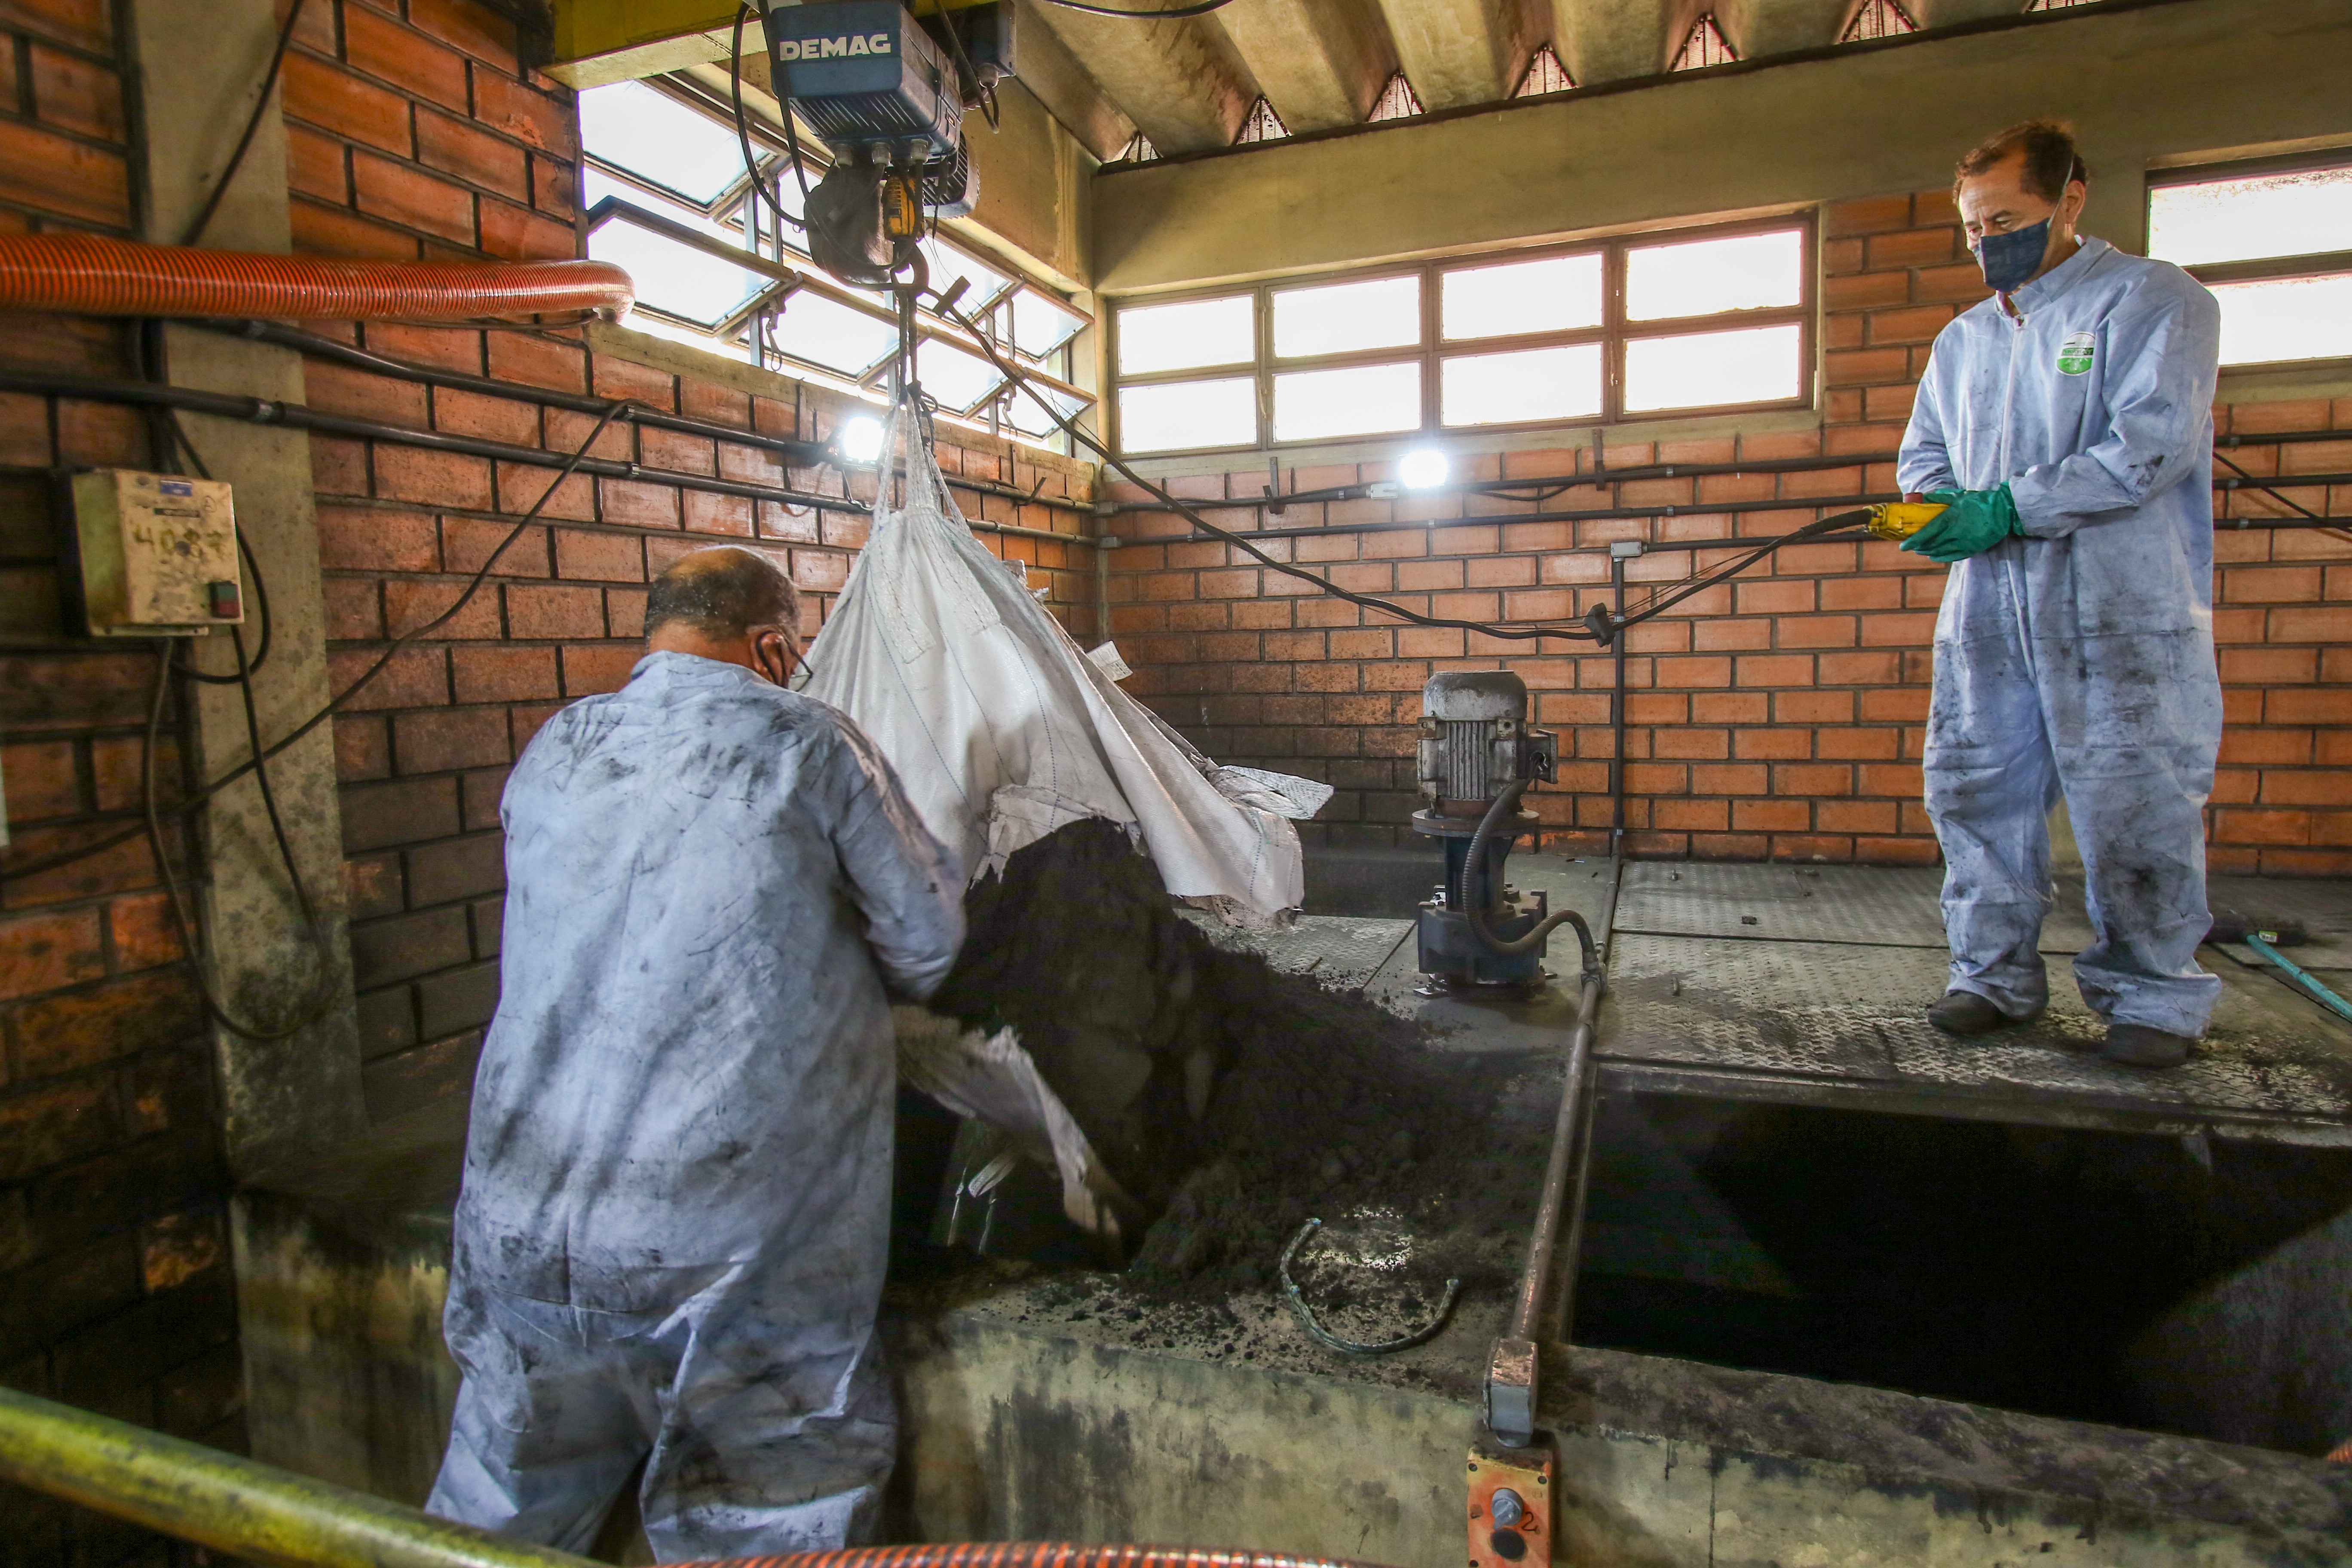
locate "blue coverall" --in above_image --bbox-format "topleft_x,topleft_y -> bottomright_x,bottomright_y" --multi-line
1898,236 -> 2225,1038
426,652 -> 965,1557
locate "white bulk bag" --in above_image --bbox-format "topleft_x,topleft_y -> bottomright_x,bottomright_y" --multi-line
802,402 -> 1321,925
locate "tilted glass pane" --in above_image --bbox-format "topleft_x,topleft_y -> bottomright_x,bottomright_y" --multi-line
2150,166 -> 2352,266
1117,295 -> 1253,374
1623,322 -> 1804,412
921,239 -> 1012,309
2211,272 -> 2352,364
1626,228 -> 1804,321
1271,361 -> 1421,441
1119,377 -> 1255,453
1011,288 -> 1087,357
1002,383 -> 1084,439
1441,254 -> 1603,340
916,337 -> 1002,412
587,217 -> 766,327
1441,343 -> 1603,427
1271,275 -> 1420,358
769,291 -> 897,375
579,82 -> 746,205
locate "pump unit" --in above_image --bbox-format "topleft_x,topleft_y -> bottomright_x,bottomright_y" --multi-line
1411,671 -> 1562,990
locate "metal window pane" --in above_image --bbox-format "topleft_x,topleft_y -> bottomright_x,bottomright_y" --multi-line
1272,361 -> 1421,441
1623,322 -> 1803,413
921,239 -> 1011,308
1002,383 -> 1083,438
1120,377 -> 1256,453
770,292 -> 898,376
1441,254 -> 1603,341
587,215 -> 766,328
2211,273 -> 2352,364
916,337 -> 1001,412
580,82 -> 746,204
1271,275 -> 1420,358
1626,229 -> 1804,321
1441,343 -> 1603,427
1117,295 -> 1253,375
2150,166 -> 2352,267
1011,288 -> 1086,357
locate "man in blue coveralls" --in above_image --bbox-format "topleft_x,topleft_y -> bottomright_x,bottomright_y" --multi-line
1897,119 -> 2224,1070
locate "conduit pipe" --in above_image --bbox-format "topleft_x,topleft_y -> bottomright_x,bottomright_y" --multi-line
0,233 -> 634,322
0,1386 -> 1394,1568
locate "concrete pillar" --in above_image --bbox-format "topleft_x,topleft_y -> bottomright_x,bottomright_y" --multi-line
125,0 -> 366,1176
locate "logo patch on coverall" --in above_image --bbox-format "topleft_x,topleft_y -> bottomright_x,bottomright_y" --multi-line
2056,330 -> 2096,376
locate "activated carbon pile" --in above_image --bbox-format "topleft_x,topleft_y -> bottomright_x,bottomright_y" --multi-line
927,819 -> 1551,1309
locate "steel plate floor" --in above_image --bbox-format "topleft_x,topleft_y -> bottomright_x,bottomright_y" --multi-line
1206,860 -> 2352,1145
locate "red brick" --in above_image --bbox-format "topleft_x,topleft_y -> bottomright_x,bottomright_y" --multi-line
2266,689 -> 2352,725
1825,347 -> 1911,388
282,53 -> 411,154
1867,304 -> 1956,346
1824,270 -> 1910,311
1825,194 -> 1912,236
1914,263 -> 1990,306
442,517 -> 550,576
385,578 -> 502,640
533,153 -> 578,217
1866,228 -> 1957,270
408,0 -> 518,65
28,40 -> 122,141
0,741 -> 79,821
309,360 -> 427,426
554,528 -> 646,582
291,197 -> 422,260
487,332 -> 586,393
10,967 -> 197,1082
0,1075 -> 117,1181
106,892 -> 183,971
344,4 -> 469,110
374,445 -> 494,509
473,71 -> 576,156
503,584 -> 604,640
479,197 -> 574,261
394,707 -> 511,774
433,387 -> 539,444
449,644 -> 558,704
0,907 -> 105,1001
2214,808 -> 2310,846
560,643 -> 639,696
596,478 -> 680,527
328,644 -> 450,712
354,153 -> 477,244
0,114 -> 129,227
55,399 -> 142,466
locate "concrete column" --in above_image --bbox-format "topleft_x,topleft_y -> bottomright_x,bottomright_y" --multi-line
125,0 -> 366,1176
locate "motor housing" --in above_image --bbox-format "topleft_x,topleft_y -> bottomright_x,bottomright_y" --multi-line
1410,672 -> 1559,990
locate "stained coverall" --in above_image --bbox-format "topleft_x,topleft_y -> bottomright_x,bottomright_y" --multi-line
426,651 -> 965,1557
1898,236 -> 2223,1037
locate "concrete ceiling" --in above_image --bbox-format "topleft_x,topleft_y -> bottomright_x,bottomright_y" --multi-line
1026,0 -> 2053,156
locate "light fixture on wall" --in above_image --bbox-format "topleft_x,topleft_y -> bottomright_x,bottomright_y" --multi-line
1398,448 -> 1450,490
833,416 -> 886,466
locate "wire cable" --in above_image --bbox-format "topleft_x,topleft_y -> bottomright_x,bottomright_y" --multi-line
736,2 -> 815,220
2214,449 -> 2352,545
166,411 -> 274,684
179,0 -> 308,247
1033,0 -> 1240,17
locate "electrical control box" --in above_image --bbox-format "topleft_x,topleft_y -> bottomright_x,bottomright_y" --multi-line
70,469 -> 243,637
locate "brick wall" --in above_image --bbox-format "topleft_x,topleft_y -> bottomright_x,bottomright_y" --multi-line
1103,191 -> 2352,874
0,1 -> 242,1564
278,0 -> 1096,1121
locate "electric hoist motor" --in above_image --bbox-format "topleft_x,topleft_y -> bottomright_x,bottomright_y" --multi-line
1411,672 -> 1565,991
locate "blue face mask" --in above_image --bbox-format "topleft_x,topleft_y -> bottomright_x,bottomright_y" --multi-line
1973,217 -> 2051,294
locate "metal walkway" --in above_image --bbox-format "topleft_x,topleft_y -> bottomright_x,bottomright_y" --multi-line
1195,859 -> 2352,1146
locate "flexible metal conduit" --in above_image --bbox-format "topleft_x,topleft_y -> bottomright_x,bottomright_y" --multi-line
0,233 -> 634,321
0,368 -> 1096,549
0,1387 -> 1393,1568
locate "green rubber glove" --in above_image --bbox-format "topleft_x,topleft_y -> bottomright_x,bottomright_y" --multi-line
1901,485 -> 2021,564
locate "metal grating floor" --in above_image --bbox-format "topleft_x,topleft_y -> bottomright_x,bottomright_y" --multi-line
1200,861 -> 2352,1144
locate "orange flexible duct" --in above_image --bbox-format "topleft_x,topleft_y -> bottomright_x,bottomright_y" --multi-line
0,232 -> 633,321
675,1548 -> 1392,1568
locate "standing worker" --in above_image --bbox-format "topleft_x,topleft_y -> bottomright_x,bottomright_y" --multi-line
426,547 -> 965,1553
1898,119 -> 2223,1069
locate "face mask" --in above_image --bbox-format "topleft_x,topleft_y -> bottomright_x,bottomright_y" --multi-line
1973,217 -> 2051,294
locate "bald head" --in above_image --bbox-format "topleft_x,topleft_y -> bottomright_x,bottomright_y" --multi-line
644,547 -> 803,686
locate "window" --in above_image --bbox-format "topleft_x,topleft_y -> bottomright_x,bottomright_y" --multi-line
575,77 -> 1094,450
1107,218 -> 1812,456
2149,157 -> 2352,368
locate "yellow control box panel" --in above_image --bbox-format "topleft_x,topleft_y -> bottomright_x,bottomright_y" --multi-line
71,469 -> 244,637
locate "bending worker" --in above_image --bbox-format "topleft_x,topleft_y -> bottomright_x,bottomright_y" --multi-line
1898,119 -> 2223,1070
426,546 -> 965,1553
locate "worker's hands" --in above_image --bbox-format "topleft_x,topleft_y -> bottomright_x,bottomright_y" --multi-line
1903,485 -> 2021,564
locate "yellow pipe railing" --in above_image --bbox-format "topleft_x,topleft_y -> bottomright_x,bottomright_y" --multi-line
0,1386 -> 596,1568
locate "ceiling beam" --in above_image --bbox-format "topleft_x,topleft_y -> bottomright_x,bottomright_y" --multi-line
1715,0 -> 1859,57
1908,0 -> 2032,24
1372,0 -> 1513,111
1026,3 -> 1260,152
1548,0 -> 1702,86
1213,0 -> 1399,133
1007,0 -> 1138,162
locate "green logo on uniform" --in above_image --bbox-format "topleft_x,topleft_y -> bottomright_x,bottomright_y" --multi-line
2057,330 -> 2095,376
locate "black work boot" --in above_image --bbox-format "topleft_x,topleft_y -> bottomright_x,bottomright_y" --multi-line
1927,990 -> 2034,1036
2101,1023 -> 2193,1069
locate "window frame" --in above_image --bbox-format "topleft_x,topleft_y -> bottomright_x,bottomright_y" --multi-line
1108,213 -> 1817,459
578,74 -> 1096,451
2146,150 -> 2352,375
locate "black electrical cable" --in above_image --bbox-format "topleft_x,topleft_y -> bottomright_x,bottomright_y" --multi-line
2214,449 -> 2352,545
729,2 -> 808,233
1033,0 -> 1240,17
1,401 -> 633,891
166,412 -> 275,684
180,0 -> 308,247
